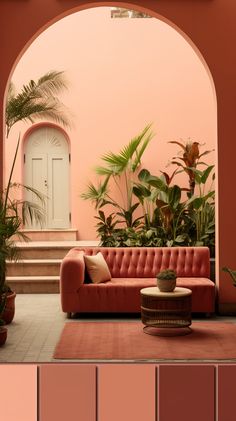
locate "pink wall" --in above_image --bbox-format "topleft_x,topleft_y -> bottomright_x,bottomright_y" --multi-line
6,7 -> 216,239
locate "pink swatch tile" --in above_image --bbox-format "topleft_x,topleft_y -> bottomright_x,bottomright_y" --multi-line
98,364 -> 156,421
39,364 -> 96,421
0,364 -> 37,421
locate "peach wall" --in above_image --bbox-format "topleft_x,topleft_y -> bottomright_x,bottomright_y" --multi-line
2,0 -> 236,312
6,7 -> 216,240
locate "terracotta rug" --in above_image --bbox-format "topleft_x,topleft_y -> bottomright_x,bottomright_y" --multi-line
53,321 -> 236,360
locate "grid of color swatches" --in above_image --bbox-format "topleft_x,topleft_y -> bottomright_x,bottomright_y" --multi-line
0,364 -> 235,421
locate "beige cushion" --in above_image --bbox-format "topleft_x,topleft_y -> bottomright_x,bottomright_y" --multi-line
84,252 -> 111,283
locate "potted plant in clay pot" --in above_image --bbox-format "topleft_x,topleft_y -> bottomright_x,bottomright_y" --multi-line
156,269 -> 177,292
0,319 -> 7,346
0,286 -> 7,346
2,71 -> 70,324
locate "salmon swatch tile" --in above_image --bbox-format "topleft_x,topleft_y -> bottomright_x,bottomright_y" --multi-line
98,364 -> 156,421
39,364 -> 96,421
0,364 -> 37,421
158,365 -> 215,421
218,365 -> 236,421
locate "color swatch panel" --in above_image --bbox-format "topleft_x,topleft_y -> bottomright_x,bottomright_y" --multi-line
1,363 -> 236,421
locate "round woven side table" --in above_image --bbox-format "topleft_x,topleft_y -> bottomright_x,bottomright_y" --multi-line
140,287 -> 192,336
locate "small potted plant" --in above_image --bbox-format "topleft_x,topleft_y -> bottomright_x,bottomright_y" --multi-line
156,269 -> 177,292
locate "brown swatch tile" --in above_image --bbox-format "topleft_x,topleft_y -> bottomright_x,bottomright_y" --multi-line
159,365 -> 215,421
218,364 -> 236,421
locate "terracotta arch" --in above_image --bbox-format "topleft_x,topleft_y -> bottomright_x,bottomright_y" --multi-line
0,0 -> 235,313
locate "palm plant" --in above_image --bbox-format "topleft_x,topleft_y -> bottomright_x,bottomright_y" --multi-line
5,70 -> 70,137
0,137 -> 45,291
1,70 -> 70,296
82,124 -> 154,228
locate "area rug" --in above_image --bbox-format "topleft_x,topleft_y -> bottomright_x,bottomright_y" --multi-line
53,321 -> 236,360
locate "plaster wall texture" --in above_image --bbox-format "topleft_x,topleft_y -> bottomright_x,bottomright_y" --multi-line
6,7 -> 216,239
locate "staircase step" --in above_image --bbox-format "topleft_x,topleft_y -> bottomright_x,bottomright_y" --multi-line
17,229 -> 78,241
7,259 -> 62,276
15,240 -> 99,259
6,276 -> 60,293
8,240 -> 99,293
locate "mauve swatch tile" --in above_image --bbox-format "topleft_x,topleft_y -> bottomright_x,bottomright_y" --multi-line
159,365 -> 215,421
218,365 -> 236,421
98,364 -> 155,421
39,364 -> 96,421
0,364 -> 37,421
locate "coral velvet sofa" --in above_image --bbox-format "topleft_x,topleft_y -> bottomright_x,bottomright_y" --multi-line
60,246 -> 215,317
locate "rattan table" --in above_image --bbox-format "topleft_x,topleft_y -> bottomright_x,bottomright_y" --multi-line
140,287 -> 192,336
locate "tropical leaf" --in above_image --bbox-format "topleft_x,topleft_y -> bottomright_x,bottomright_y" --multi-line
138,168 -> 150,182
168,140 -> 186,150
201,165 -> 214,184
199,150 -> 214,159
222,267 -> 236,287
6,71 -> 71,136
81,180 -> 109,208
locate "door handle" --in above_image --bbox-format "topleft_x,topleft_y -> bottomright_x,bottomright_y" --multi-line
44,180 -> 48,187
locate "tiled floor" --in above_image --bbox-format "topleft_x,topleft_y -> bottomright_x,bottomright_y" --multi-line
0,294 -> 141,362
1,294 -> 236,363
0,294 -> 65,362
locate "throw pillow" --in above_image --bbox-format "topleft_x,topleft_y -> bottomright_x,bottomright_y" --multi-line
84,252 -> 111,284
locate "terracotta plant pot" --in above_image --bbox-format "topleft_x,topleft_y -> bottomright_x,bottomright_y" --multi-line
2,292 -> 16,324
157,278 -> 176,292
0,327 -> 7,346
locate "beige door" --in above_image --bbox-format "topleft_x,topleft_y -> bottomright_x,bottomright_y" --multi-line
24,126 -> 70,229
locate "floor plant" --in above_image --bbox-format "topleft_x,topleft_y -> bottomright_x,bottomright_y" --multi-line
0,70 -> 71,327
82,134 -> 215,257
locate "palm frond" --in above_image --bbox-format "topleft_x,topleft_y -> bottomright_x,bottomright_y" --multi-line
6,71 -> 70,135
133,129 -> 154,171
9,182 -> 46,206
81,180 -> 109,209
21,201 -> 45,227
37,71 -> 68,95
98,124 -> 153,175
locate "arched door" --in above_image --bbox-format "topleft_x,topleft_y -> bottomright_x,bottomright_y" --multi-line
24,126 -> 70,229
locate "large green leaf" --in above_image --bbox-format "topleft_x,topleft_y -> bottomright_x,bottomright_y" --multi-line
138,168 -> 151,182
201,165 -> 214,184
169,185 -> 181,209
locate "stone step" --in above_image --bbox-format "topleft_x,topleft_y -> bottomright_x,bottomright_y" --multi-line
6,276 -> 60,293
16,228 -> 78,241
7,240 -> 99,293
6,259 -> 62,277
15,240 -> 99,259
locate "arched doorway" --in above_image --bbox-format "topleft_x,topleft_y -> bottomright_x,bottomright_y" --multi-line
1,0 -> 236,312
24,125 -> 70,229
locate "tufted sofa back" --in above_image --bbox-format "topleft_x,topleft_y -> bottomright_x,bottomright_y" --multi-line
73,246 -> 210,278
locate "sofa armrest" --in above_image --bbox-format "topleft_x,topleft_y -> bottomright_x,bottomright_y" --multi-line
60,249 -> 85,294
